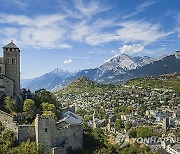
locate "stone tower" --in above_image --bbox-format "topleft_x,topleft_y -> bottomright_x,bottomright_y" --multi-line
35,114 -> 56,151
3,41 -> 20,97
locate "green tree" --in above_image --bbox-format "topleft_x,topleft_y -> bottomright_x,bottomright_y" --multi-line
115,119 -> 124,131
32,89 -> 58,108
4,96 -> 17,112
129,129 -> 137,138
1,129 -> 16,147
41,102 -> 56,113
136,127 -> 153,138
12,139 -> 43,154
125,121 -> 132,131
23,99 -> 36,119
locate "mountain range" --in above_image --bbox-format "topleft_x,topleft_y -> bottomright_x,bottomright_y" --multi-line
21,51 -> 180,91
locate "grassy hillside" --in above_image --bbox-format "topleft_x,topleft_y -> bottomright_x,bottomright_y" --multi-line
126,72 -> 180,92
56,76 -> 116,95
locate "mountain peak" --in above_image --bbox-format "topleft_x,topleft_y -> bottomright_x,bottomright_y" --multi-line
174,51 -> 180,59
113,53 -> 130,59
51,68 -> 69,74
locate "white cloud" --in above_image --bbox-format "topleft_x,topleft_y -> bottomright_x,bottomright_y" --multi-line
74,0 -> 99,17
74,0 -> 111,18
119,44 -> 145,54
0,14 -> 65,27
57,43 -> 73,49
0,14 -> 69,49
64,59 -> 73,64
20,26 -> 66,48
0,2 -> 173,49
71,19 -> 116,45
123,0 -> 157,19
115,20 -> 173,45
71,19 -> 172,46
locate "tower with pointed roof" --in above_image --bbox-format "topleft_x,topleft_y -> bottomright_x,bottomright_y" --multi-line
0,41 -> 21,98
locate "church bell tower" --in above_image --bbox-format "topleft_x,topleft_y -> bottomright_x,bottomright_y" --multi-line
3,40 -> 20,97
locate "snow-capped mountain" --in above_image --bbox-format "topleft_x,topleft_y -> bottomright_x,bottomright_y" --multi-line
98,54 -> 138,75
94,54 -> 154,82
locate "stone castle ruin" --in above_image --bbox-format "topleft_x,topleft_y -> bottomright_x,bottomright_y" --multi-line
0,109 -> 83,154
0,42 -> 83,154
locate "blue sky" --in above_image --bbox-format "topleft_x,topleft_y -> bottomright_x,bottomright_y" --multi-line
0,0 -> 180,79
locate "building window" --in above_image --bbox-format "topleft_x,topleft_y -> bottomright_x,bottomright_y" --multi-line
9,58 -> 12,64
12,58 -> 16,64
45,128 -> 47,132
6,48 -> 8,51
0,67 -> 1,73
10,48 -> 12,51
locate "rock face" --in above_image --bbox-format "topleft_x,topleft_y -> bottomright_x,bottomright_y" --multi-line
21,52 -> 180,91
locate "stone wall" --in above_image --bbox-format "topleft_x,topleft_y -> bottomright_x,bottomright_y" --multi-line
0,110 -> 35,143
17,125 -> 35,143
54,124 -> 83,150
4,77 -> 14,97
0,110 -> 18,134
